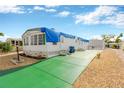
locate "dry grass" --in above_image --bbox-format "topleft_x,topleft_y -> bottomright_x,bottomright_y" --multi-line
74,49 -> 124,88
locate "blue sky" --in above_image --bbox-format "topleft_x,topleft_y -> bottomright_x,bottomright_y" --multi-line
0,5 -> 124,41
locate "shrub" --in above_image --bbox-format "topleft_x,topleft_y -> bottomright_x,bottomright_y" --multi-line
96,53 -> 101,59
111,44 -> 117,49
0,42 -> 3,49
0,42 -> 12,52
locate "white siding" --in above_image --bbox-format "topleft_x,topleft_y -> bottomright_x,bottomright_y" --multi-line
46,42 -> 60,57
89,39 -> 105,50
60,36 -> 76,50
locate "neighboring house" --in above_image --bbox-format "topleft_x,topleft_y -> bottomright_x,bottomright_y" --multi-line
22,27 -> 89,58
88,39 -> 105,50
6,38 -> 22,46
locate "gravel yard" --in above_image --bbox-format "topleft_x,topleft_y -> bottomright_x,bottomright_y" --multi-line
74,48 -> 124,88
0,54 -> 39,71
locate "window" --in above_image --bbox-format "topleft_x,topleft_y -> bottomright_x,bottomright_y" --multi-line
24,37 -> 29,46
38,34 -> 45,45
20,41 -> 22,46
11,40 -> 15,45
16,41 -> 18,45
31,35 -> 34,45
39,34 -> 43,45
26,37 -> 29,45
53,42 -> 57,45
43,34 -> 46,45
23,38 -> 26,45
24,38 -> 27,46
34,35 -> 37,45
27,34 -> 46,46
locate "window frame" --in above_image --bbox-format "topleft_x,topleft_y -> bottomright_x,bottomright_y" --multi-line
31,35 -> 34,45
38,34 -> 43,45
34,35 -> 37,45
30,33 -> 46,46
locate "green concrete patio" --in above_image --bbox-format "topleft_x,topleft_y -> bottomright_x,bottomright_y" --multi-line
0,50 -> 100,88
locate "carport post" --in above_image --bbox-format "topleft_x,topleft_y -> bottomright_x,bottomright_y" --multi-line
16,45 -> 20,61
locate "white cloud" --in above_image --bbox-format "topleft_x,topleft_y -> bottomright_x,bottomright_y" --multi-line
33,6 -> 45,11
58,11 -> 70,17
27,8 -> 33,13
100,13 -> 124,27
75,6 -> 124,28
45,9 -> 56,13
28,10 -> 33,13
0,6 -> 25,14
33,6 -> 56,13
45,5 -> 59,8
75,6 -> 117,24
115,13 -> 124,27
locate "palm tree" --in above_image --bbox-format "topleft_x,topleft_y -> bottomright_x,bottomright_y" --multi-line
115,33 -> 123,43
102,34 -> 115,43
114,33 -> 123,49
102,34 -> 115,47
0,32 -> 4,36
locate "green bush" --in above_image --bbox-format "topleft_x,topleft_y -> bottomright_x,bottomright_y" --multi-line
0,42 -> 3,49
0,42 -> 12,52
111,44 -> 117,49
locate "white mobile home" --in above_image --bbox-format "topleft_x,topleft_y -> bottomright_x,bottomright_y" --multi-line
22,27 -> 89,58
